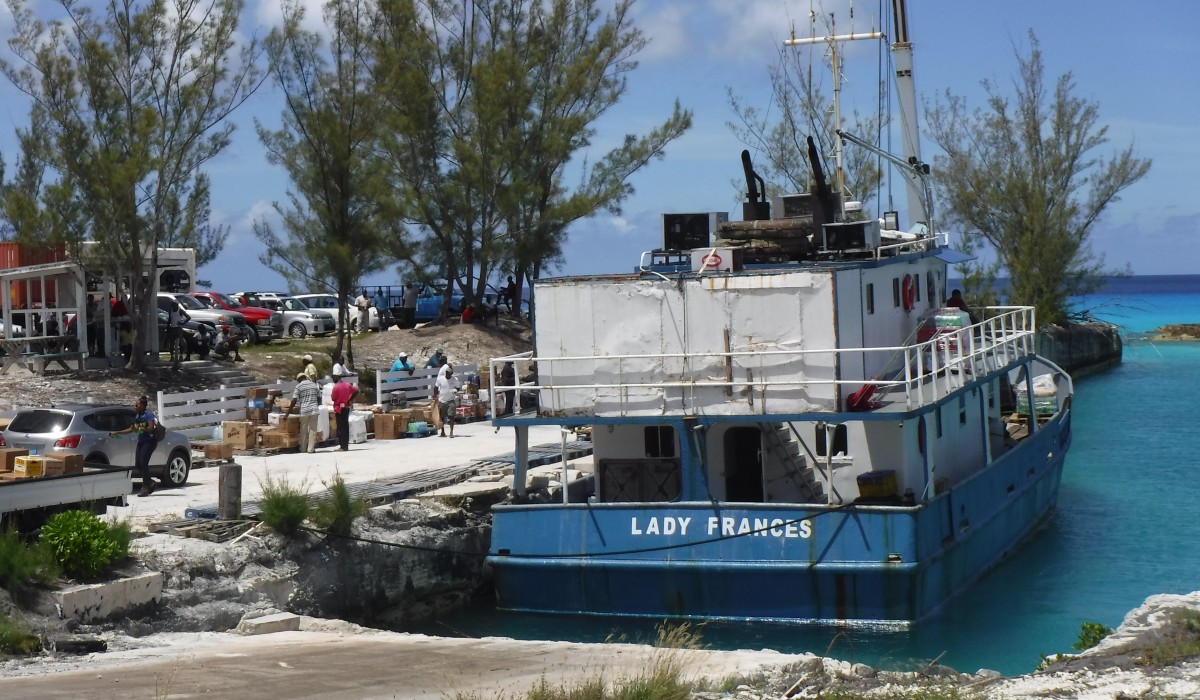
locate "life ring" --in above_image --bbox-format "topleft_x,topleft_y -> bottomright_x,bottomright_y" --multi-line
901,274 -> 916,311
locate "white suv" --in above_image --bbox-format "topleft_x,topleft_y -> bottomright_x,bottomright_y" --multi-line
294,293 -> 386,332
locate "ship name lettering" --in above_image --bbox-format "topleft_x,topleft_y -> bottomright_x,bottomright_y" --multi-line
706,516 -> 812,540
630,516 -> 692,536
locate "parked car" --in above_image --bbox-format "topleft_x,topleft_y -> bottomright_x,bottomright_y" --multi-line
0,404 -> 192,487
191,291 -> 283,344
254,296 -> 336,338
157,293 -> 251,342
154,308 -> 215,359
293,293 -> 387,332
414,283 -> 465,323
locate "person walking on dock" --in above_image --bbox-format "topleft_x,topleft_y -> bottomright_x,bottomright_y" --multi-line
286,372 -> 322,453
331,372 -> 358,451
435,363 -> 462,438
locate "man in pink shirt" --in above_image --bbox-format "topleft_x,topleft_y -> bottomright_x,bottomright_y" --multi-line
330,372 -> 359,451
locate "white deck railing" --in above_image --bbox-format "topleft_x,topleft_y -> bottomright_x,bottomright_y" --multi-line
489,306 -> 1036,418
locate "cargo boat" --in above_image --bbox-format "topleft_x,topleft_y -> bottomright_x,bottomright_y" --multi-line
485,2 -> 1073,624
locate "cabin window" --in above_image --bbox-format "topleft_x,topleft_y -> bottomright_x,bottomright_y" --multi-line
865,283 -> 875,315
597,459 -> 681,503
959,395 -> 967,425
815,424 -> 848,457
914,274 -> 921,302
892,277 -> 901,308
644,426 -> 676,458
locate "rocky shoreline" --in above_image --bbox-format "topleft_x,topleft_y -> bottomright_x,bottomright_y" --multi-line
1152,324 -> 1200,340
3,494 -> 1199,698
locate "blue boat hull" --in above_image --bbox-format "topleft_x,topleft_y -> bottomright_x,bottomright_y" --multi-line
488,410 -> 1070,623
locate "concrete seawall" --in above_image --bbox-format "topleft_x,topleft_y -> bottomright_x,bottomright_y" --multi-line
1037,322 -> 1122,378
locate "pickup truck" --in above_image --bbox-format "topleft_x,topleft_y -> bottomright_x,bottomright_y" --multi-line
1,468 -> 131,531
192,291 -> 284,344
413,284 -> 465,324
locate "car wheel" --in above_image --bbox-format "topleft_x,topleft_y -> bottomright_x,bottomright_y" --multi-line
289,322 -> 308,339
160,449 -> 191,487
350,318 -> 359,333
247,326 -> 261,344
85,453 -> 108,466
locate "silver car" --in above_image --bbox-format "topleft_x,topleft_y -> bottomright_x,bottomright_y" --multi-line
1,405 -> 192,487
262,296 -> 337,338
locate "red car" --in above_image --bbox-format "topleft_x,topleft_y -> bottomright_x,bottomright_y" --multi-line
191,291 -> 284,344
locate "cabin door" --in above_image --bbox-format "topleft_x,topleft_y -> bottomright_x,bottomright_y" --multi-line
724,427 -> 763,502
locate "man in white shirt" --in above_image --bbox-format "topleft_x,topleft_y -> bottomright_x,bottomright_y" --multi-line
434,363 -> 462,438
354,289 -> 371,333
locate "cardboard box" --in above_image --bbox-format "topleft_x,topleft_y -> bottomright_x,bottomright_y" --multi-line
279,415 -> 301,436
0,448 -> 29,471
222,421 -> 257,450
247,387 -> 268,400
375,413 -> 400,440
14,455 -> 45,478
260,431 -> 298,449
247,408 -> 269,424
42,457 -> 66,477
204,443 -> 235,460
61,453 -> 84,474
275,398 -> 293,414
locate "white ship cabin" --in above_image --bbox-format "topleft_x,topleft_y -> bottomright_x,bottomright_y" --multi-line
498,236 -> 1054,507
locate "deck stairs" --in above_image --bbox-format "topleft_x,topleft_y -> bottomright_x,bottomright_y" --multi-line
761,422 -> 824,503
178,359 -> 259,388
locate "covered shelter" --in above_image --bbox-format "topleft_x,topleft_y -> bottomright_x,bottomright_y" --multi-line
0,260 -> 91,375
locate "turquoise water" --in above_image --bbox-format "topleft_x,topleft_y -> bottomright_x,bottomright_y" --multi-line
410,275 -> 1200,676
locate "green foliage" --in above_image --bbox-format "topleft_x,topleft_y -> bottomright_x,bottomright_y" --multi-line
39,510 -> 129,580
311,473 -> 366,537
0,611 -> 41,656
1139,608 -> 1200,668
926,31 -> 1150,325
451,663 -> 692,700
257,472 -> 311,536
1073,621 -> 1113,651
0,527 -> 58,591
0,0 -> 264,369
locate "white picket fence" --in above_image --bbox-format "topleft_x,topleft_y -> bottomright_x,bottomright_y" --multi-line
157,375 -> 362,440
375,363 -> 478,405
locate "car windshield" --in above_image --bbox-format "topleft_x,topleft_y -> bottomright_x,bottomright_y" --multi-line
8,409 -> 73,434
174,295 -> 207,310
281,298 -> 309,311
214,293 -> 243,308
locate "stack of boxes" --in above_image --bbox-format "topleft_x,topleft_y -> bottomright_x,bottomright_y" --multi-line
259,414 -> 300,450
0,449 -> 85,479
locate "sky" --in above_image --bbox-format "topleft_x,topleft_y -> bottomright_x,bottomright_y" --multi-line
0,0 -> 1197,293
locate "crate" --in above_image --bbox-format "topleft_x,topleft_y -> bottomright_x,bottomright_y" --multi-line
204,442 -> 235,460
857,470 -> 897,499
222,421 -> 258,450
1016,395 -> 1057,416
14,455 -> 45,478
0,448 -> 29,471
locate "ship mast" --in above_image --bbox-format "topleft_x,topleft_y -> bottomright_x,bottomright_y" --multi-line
784,0 -> 928,228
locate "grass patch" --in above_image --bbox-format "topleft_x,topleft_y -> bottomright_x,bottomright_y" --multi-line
0,611 -> 40,655
311,472 -> 366,536
816,689 -> 981,700
1139,608 -> 1200,668
0,527 -> 58,591
257,471 -> 311,535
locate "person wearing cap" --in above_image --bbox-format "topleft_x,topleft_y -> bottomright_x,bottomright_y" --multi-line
389,351 -> 416,376
330,371 -> 359,451
286,371 -> 322,453
214,324 -> 244,362
302,354 -> 318,381
425,348 -> 446,368
434,363 -> 462,437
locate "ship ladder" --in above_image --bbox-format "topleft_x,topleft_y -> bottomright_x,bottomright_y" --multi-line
762,423 -> 824,503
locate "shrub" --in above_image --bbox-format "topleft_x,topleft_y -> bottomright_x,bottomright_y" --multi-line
0,611 -> 40,655
39,510 -> 128,580
258,472 -> 311,535
1139,608 -> 1200,668
1073,621 -> 1113,651
0,527 -> 58,591
311,473 -> 365,537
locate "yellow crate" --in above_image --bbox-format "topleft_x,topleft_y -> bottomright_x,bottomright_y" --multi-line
14,455 -> 45,478
856,470 -> 897,499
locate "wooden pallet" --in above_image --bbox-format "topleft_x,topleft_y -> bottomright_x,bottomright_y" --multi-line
192,457 -> 235,469
232,446 -> 297,457
147,518 -> 256,542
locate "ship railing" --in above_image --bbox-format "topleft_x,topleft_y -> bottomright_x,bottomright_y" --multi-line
488,306 -> 1036,418
872,230 -> 949,258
